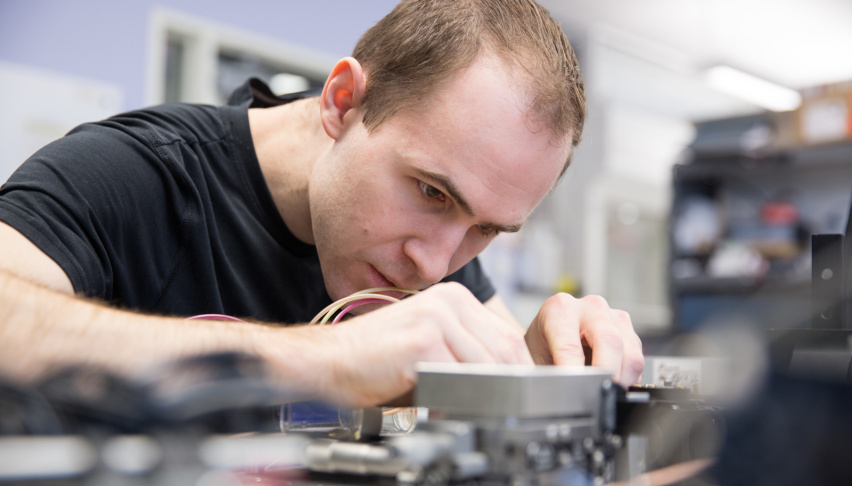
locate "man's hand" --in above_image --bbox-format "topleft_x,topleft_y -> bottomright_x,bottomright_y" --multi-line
524,293 -> 644,388
259,282 -> 533,408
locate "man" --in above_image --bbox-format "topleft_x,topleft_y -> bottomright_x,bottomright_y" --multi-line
0,0 -> 643,408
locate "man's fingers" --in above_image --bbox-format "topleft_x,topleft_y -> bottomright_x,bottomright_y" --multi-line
524,291 -> 645,389
613,310 -> 644,386
435,319 -> 499,364
464,311 -> 534,365
578,295 -> 624,384
432,283 -> 533,365
319,282 -> 539,408
537,294 -> 585,367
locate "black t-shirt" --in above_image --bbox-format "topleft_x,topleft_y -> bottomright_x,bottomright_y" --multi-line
0,79 -> 495,323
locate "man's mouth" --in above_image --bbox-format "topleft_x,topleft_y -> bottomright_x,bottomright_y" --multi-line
368,264 -> 397,289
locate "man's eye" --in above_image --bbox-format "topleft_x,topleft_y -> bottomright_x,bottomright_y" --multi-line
419,181 -> 446,201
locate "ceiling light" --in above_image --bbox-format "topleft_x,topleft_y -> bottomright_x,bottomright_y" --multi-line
705,66 -> 802,112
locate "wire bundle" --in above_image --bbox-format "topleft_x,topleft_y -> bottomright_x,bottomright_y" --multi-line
308,287 -> 419,325
185,288 -> 418,324
309,287 -> 419,421
185,314 -> 245,322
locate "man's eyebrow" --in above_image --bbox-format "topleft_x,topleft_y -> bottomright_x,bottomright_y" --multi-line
413,167 -> 525,233
480,221 -> 524,234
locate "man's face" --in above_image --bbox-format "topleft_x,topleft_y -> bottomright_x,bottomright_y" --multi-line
309,55 -> 572,301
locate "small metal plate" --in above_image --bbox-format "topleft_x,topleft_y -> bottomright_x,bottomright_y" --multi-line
415,363 -> 611,419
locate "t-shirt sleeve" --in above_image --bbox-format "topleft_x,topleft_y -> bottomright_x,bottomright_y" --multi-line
441,257 -> 496,303
0,119 -> 194,303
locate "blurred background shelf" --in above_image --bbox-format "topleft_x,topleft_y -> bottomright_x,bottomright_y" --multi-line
669,114 -> 852,332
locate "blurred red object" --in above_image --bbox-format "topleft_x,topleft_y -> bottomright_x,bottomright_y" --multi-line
761,201 -> 798,226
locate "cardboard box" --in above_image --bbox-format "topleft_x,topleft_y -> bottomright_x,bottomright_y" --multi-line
798,81 -> 852,145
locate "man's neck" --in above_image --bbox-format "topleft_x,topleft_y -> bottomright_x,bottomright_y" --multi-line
248,97 -> 329,245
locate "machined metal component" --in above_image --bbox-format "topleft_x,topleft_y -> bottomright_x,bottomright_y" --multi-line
410,363 -> 620,484
305,439 -> 405,476
415,363 -> 613,419
298,364 -> 623,484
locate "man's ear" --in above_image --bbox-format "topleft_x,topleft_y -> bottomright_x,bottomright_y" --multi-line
320,57 -> 366,140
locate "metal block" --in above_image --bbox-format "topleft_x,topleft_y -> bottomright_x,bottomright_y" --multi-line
812,233 -> 845,329
642,356 -> 731,395
414,363 -> 611,419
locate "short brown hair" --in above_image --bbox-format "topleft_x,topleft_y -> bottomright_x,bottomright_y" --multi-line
353,0 -> 585,153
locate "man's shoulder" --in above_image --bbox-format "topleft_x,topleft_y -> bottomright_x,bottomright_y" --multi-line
87,102 -> 229,147
23,100 -> 237,182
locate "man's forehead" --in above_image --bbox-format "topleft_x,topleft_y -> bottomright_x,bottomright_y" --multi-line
375,55 -> 571,216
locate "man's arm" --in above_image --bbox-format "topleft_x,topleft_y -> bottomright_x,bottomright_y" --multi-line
0,268 -> 534,408
0,222 -> 73,294
0,219 -> 639,404
0,266 -> 324,393
0,222 -> 535,408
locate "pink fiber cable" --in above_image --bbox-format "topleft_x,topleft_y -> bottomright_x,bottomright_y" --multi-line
331,299 -> 387,324
185,314 -> 245,322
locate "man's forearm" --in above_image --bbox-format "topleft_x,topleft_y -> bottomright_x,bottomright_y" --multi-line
0,271 -> 322,393
0,274 -> 593,409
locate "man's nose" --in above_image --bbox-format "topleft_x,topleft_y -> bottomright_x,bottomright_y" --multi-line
404,223 -> 469,285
